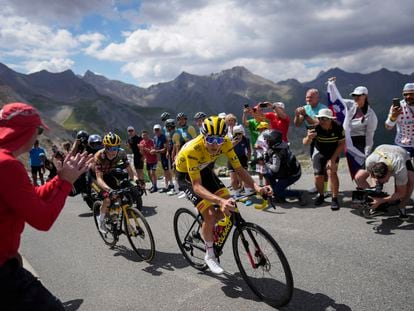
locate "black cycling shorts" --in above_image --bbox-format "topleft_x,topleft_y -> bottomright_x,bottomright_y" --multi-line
312,152 -> 339,176
176,167 -> 229,210
133,156 -> 144,170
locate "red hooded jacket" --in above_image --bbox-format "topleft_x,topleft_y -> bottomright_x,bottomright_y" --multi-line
0,103 -> 72,265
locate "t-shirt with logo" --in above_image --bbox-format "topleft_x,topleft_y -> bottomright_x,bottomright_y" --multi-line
314,121 -> 345,158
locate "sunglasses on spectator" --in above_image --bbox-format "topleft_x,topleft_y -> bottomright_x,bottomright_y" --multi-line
37,126 -> 44,135
128,129 -> 134,132
403,93 -> 414,96
318,117 -> 330,121
205,135 -> 225,145
105,146 -> 120,152
352,94 -> 362,98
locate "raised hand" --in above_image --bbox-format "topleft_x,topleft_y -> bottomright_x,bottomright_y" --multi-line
57,152 -> 94,184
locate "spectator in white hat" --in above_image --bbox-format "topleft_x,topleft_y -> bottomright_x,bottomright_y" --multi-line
303,108 -> 345,210
386,82 -> 414,158
328,78 -> 378,181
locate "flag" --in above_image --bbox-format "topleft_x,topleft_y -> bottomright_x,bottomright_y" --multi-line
327,80 -> 365,179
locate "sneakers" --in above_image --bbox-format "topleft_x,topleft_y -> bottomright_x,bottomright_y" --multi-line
97,217 -> 107,234
243,188 -> 255,196
399,208 -> 409,221
308,186 -> 318,194
369,203 -> 389,217
314,193 -> 325,206
204,254 -> 224,275
158,187 -> 168,193
167,188 -> 177,196
149,186 -> 158,193
245,200 -> 253,206
331,197 -> 340,211
178,191 -> 186,199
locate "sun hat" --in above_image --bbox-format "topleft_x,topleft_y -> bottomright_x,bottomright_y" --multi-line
272,102 -> 285,109
350,86 -> 368,96
153,124 -> 162,130
257,122 -> 270,129
315,108 -> 336,119
403,83 -> 414,93
127,126 -> 134,131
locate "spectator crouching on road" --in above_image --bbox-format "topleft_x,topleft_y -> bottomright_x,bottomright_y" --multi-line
355,144 -> 412,220
303,109 -> 345,210
0,102 -> 92,309
263,130 -> 307,205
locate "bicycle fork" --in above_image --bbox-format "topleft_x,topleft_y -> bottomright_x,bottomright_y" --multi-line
239,228 -> 267,270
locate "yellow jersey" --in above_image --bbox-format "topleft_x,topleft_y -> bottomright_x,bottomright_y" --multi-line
175,134 -> 241,181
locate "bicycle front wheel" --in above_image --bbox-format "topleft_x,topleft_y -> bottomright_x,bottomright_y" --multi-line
124,206 -> 155,262
173,208 -> 207,271
92,201 -> 117,247
232,222 -> 293,307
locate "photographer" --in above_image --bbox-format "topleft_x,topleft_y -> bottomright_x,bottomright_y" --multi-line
253,102 -> 290,142
263,130 -> 307,205
70,130 -> 89,156
355,144 -> 412,220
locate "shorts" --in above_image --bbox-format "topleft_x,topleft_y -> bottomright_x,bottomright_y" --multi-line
146,162 -> 157,171
176,167 -> 229,212
227,156 -> 248,172
406,160 -> 414,172
31,166 -> 43,175
160,155 -> 170,171
133,156 -> 144,170
312,152 -> 339,176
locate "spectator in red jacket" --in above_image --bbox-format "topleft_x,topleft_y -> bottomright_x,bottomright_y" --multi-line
0,102 -> 92,310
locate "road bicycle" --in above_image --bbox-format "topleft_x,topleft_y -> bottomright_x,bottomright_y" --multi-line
93,182 -> 155,262
173,194 -> 293,307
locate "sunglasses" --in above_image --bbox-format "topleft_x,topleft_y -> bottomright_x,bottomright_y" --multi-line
128,129 -> 134,132
105,146 -> 120,152
205,135 -> 225,145
37,126 -> 44,135
318,117 -> 330,121
403,93 -> 414,96
352,94 -> 362,98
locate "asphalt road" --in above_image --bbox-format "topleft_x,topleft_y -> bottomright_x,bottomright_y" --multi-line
21,173 -> 414,311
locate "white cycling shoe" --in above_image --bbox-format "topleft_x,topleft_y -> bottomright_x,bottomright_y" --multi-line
204,254 -> 224,275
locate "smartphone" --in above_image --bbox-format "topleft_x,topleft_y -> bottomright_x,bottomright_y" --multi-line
259,102 -> 268,108
392,98 -> 400,107
244,104 -> 249,108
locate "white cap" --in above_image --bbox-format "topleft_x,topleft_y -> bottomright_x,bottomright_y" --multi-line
233,125 -> 244,135
272,102 -> 285,109
315,108 -> 336,119
350,86 -> 368,96
153,124 -> 162,130
218,112 -> 227,119
403,83 -> 414,93
127,126 -> 134,131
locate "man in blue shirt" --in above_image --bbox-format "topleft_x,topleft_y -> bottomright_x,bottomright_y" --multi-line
153,124 -> 173,192
29,140 -> 46,185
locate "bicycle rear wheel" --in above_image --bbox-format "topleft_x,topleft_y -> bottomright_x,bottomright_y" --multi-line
232,222 -> 293,307
124,206 -> 155,262
92,201 -> 117,247
173,208 -> 207,271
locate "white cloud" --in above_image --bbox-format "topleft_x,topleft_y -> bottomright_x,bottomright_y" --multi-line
25,58 -> 75,73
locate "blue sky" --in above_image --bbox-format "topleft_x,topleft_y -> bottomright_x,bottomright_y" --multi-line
1,0 -> 413,87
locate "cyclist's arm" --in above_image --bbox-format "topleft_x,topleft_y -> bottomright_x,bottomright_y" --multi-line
95,170 -> 111,192
188,126 -> 197,139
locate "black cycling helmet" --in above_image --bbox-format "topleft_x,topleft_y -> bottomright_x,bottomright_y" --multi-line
76,130 -> 89,142
263,129 -> 283,148
176,112 -> 187,120
160,112 -> 170,122
165,118 -> 176,128
194,111 -> 207,120
201,116 -> 227,136
103,132 -> 121,147
88,134 -> 103,150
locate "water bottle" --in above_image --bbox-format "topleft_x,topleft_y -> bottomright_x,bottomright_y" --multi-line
213,216 -> 230,243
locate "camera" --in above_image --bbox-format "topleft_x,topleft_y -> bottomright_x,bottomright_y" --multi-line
259,102 -> 268,108
244,104 -> 249,108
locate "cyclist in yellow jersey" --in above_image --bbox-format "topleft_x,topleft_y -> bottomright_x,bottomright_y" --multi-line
175,116 -> 272,274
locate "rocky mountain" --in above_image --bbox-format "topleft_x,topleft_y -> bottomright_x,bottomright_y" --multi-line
0,62 -> 413,153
